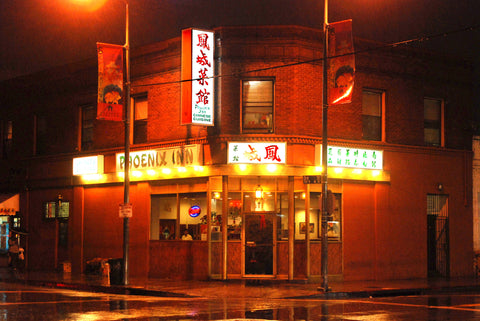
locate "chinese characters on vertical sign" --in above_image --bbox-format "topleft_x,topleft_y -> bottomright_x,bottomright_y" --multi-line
328,20 -> 355,105
97,43 -> 124,121
181,29 -> 215,125
227,142 -> 286,164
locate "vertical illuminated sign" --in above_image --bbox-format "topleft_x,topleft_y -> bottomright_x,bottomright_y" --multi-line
181,29 -> 215,125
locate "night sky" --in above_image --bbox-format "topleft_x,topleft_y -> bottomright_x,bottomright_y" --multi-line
1,0 -> 479,82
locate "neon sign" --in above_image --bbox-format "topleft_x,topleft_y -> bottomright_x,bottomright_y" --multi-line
189,205 -> 201,218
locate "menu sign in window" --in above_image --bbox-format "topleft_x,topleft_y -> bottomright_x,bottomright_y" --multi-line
44,202 -> 70,220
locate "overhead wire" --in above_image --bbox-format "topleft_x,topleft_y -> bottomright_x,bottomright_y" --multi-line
135,24 -> 480,88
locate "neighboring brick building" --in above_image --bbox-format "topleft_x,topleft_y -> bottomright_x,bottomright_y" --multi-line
0,25 -> 475,282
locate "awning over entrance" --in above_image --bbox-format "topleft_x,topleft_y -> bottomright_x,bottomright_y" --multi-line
0,194 -> 19,215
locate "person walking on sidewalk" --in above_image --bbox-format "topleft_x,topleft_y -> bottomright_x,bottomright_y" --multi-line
8,236 -> 20,270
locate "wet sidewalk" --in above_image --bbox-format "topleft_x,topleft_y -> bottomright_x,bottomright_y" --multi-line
2,268 -> 480,299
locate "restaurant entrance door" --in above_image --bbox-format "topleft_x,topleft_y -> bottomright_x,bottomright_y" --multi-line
244,213 -> 274,276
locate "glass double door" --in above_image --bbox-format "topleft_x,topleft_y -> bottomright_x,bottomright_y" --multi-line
244,213 -> 274,276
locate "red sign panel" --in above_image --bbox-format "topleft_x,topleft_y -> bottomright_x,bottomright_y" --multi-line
181,29 -> 215,125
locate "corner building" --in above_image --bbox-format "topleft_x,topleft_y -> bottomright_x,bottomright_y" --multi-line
0,25 -> 474,282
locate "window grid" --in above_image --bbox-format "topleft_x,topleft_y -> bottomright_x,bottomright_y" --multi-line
362,89 -> 383,141
241,79 -> 274,133
133,96 -> 148,144
424,98 -> 442,147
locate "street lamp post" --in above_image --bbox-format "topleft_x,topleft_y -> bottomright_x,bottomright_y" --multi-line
73,0 -> 131,286
122,0 -> 131,286
320,0 -> 330,292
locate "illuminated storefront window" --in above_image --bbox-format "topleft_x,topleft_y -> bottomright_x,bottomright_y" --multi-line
150,193 -> 207,240
180,193 -> 206,240
306,192 -> 342,242
277,192 -> 289,241
150,194 -> 177,240
227,192 -> 242,240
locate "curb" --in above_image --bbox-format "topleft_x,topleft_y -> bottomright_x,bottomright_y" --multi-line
2,276 -> 194,298
290,285 -> 480,300
4,271 -> 480,300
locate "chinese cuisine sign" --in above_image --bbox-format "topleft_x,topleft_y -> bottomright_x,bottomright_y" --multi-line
317,145 -> 383,169
181,29 -> 215,126
228,142 -> 286,164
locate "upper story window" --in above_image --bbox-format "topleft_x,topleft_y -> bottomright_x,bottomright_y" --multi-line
133,95 -> 148,144
34,115 -> 47,156
362,89 -> 384,141
81,105 -> 95,151
0,120 -> 12,159
241,79 -> 274,133
424,98 -> 443,147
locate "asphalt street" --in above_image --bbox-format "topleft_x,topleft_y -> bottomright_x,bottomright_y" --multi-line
2,281 -> 480,320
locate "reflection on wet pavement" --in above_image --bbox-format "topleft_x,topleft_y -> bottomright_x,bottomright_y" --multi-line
3,282 -> 480,320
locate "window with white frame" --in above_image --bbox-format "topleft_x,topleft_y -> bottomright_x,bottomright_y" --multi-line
424,98 -> 443,146
133,95 -> 148,144
362,89 -> 383,141
242,79 -> 274,133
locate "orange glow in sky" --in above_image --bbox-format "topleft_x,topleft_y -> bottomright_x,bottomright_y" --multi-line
71,0 -> 109,12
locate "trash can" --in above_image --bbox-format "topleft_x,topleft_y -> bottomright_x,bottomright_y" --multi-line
108,258 -> 124,285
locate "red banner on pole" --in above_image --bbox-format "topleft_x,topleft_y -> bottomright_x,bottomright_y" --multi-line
97,43 -> 124,121
328,20 -> 355,105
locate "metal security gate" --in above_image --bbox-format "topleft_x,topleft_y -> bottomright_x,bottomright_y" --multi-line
427,194 -> 449,277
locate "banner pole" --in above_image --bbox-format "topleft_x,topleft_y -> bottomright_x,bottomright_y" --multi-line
320,0 -> 330,292
123,0 -> 130,286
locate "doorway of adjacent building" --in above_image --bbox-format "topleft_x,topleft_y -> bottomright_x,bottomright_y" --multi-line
427,194 -> 449,277
244,213 -> 274,276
